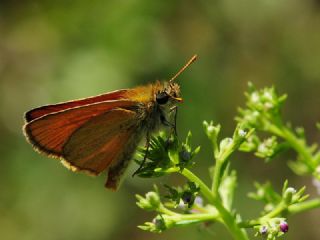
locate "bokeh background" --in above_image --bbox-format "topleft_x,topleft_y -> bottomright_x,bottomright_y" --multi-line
1,1 -> 320,239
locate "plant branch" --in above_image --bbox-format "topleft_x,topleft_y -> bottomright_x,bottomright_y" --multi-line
181,168 -> 249,240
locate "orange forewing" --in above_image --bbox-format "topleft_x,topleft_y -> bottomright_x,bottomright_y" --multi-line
25,83 -> 159,122
62,108 -> 139,175
25,89 -> 129,122
24,100 -> 138,157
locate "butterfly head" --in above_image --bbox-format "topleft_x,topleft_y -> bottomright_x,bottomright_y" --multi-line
155,82 -> 182,106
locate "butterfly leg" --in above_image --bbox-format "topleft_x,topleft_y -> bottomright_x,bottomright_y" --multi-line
132,131 -> 150,177
160,112 -> 176,132
170,106 -> 178,136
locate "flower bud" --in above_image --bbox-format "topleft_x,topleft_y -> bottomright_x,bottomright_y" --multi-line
259,225 -> 268,235
136,191 -> 160,211
283,187 -> 296,204
179,150 -> 192,162
181,191 -> 193,205
238,129 -> 247,137
203,121 -> 221,143
219,138 -> 233,153
279,221 -> 289,233
152,216 -> 166,231
146,192 -> 161,208
194,196 -> 203,206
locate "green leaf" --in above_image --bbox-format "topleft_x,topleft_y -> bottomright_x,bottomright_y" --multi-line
219,169 -> 237,210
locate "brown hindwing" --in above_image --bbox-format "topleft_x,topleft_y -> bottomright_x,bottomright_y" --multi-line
61,108 -> 141,176
23,100 -> 138,157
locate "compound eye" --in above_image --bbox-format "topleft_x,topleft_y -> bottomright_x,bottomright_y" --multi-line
156,92 -> 169,105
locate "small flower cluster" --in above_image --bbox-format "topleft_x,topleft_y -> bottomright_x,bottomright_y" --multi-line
240,135 -> 289,162
136,184 -> 211,233
237,82 -> 320,182
249,180 -> 308,214
247,180 -> 308,239
136,123 -> 253,236
255,219 -> 289,239
134,83 -> 320,239
236,82 -> 287,131
203,121 -> 252,161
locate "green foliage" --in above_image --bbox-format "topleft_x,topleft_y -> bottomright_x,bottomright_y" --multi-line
134,132 -> 200,177
136,83 -> 320,240
236,82 -> 320,178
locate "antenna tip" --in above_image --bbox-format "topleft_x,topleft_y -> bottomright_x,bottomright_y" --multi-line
169,54 -> 198,83
190,54 -> 198,62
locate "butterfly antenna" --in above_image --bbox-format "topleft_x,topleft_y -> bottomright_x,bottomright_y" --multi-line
169,54 -> 198,83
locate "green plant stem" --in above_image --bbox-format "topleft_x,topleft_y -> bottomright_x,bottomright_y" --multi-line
239,203 -> 287,228
281,127 -> 314,170
266,121 -> 314,171
212,160 -> 223,195
212,141 -> 237,195
158,204 -> 180,216
238,198 -> 320,228
175,212 -> 219,223
288,198 -> 320,214
181,168 -> 249,240
264,121 -> 284,137
181,168 -> 214,204
263,203 -> 286,219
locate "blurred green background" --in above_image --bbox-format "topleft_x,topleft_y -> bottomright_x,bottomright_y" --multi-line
1,1 -> 320,239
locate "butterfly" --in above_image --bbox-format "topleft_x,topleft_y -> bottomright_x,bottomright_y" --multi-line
23,55 -> 197,190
